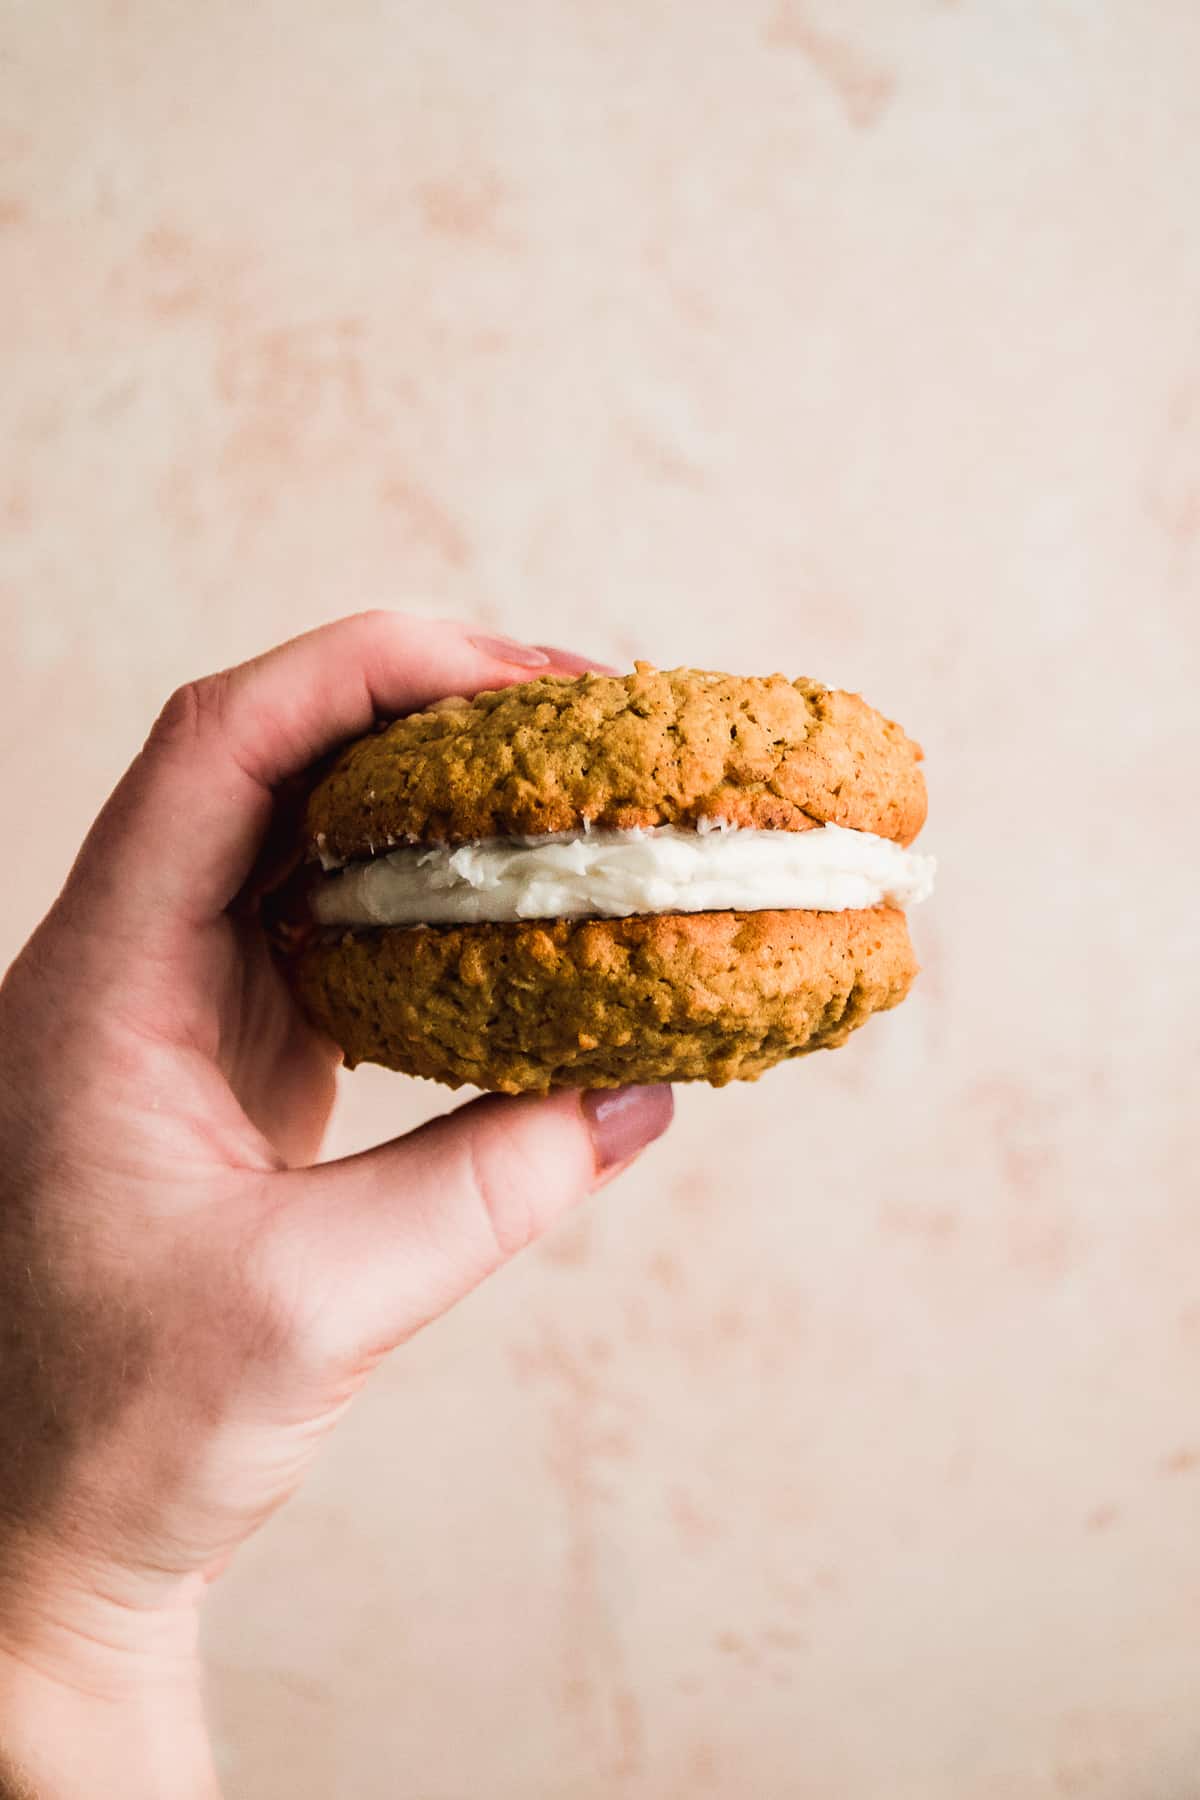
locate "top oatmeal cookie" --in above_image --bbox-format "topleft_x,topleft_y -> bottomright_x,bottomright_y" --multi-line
303,664 -> 927,864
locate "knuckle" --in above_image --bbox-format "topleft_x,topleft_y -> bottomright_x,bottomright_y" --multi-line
238,1203 -> 345,1378
350,606 -> 397,632
146,672 -> 233,755
351,605 -> 418,636
465,1129 -> 540,1264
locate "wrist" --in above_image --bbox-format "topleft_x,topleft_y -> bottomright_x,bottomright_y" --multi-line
0,1645 -> 219,1800
0,1570 -> 219,1800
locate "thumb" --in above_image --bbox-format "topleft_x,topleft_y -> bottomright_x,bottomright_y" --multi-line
261,1085 -> 674,1370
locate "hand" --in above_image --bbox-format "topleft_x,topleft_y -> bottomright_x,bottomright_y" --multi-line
0,613 -> 673,1798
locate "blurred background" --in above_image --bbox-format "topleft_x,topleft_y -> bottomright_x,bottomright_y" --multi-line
2,3 -> 1199,1795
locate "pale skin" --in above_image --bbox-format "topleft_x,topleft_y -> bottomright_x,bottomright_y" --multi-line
0,613 -> 674,1798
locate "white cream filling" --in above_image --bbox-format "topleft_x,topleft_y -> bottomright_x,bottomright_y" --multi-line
310,822 -> 935,927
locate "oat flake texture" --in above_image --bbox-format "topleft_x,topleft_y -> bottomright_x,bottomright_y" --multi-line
303,664 -> 927,862
283,665 -> 928,1090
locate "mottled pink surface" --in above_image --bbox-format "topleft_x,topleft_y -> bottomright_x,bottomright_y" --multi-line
3,3 -> 1199,1794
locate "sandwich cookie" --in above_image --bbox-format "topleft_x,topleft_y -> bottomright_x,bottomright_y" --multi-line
281,664 -> 934,1092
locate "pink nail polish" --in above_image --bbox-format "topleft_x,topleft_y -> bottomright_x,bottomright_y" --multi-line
582,1085 -> 674,1173
469,633 -> 551,669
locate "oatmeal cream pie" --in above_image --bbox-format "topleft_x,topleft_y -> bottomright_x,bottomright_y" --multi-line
276,663 -> 934,1092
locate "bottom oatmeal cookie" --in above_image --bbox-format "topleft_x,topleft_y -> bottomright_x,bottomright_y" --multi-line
291,905 -> 918,1093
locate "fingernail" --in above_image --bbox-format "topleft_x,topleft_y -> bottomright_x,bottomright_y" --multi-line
582,1084 -> 674,1173
534,645 -> 622,675
469,633 -> 551,668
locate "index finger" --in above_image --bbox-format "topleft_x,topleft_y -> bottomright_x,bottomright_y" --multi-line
63,612 -> 561,938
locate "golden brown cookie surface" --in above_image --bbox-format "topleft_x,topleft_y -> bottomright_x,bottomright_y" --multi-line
304,665 -> 926,864
291,906 -> 917,1092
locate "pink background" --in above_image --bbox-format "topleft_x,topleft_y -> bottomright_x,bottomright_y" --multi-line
3,3 -> 1199,1794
